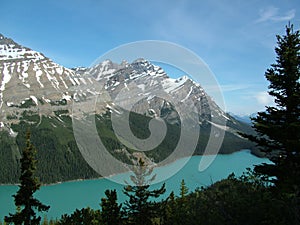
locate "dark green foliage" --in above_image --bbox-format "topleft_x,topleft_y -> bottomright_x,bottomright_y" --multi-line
127,111 -> 181,162
100,189 -> 123,225
194,120 -> 257,155
133,110 -> 256,159
123,159 -> 166,225
19,99 -> 36,108
160,191 -> 176,225
160,173 -> 297,225
10,117 -> 99,184
20,111 -> 40,123
0,131 -> 20,183
179,179 -> 188,198
190,175 -> 295,225
0,107 -> 254,184
4,131 -> 50,225
242,24 -> 300,199
50,99 -> 67,106
161,180 -> 191,225
2,24 -> 299,225
2,172 -> 297,225
41,216 -> 57,225
58,208 -> 100,225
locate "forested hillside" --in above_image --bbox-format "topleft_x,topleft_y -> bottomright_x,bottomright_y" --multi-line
0,109 -> 255,184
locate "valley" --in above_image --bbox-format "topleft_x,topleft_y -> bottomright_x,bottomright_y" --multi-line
0,34 -> 256,184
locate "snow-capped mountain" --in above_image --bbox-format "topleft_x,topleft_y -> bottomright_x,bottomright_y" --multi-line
0,33 -> 238,133
76,58 -> 230,127
0,34 -> 256,184
0,33 -> 254,139
0,34 -> 95,126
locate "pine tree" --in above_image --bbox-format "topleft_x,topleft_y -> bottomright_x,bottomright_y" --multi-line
100,189 -> 123,225
179,179 -> 189,199
161,191 -> 177,225
5,131 -> 50,225
42,216 -> 48,225
176,179 -> 190,224
58,207 -> 100,225
123,158 -> 166,225
243,24 -> 300,195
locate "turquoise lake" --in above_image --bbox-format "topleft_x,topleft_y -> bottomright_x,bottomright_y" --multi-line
0,150 -> 271,221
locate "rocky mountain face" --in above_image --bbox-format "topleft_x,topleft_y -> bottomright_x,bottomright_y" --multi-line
0,34 -> 93,126
0,34 -> 255,184
0,33 -> 238,136
75,58 -> 228,126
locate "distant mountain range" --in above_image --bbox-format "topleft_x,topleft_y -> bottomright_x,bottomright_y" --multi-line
0,34 -> 257,184
228,113 -> 257,125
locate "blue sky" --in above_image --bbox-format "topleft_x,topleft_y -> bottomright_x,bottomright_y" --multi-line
1,0 -> 300,115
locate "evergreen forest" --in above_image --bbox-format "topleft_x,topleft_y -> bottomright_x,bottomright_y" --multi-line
1,23 -> 299,225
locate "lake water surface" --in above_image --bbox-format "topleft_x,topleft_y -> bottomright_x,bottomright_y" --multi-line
0,150 -> 271,220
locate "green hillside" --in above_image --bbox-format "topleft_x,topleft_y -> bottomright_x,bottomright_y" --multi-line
0,110 -> 255,184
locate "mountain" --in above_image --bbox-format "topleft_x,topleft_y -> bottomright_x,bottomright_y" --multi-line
229,113 -> 257,125
0,34 -> 256,184
0,34 -> 96,119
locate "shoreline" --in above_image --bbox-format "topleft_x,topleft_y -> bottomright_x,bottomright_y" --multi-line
0,149 -> 262,187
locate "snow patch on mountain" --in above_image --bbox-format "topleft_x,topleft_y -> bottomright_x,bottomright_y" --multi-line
33,64 -> 44,88
181,86 -> 193,102
0,63 -> 11,108
0,44 -> 45,61
162,76 -> 189,93
62,93 -> 72,101
30,95 -> 38,105
0,63 -> 11,91
208,121 -> 229,131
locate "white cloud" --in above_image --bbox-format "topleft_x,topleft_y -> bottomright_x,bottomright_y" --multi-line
255,91 -> 274,105
151,2 -> 222,47
274,9 -> 296,21
205,84 -> 251,93
256,6 -> 278,23
220,84 -> 251,92
256,6 -> 296,23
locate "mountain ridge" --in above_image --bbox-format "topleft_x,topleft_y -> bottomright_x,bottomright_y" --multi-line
0,34 -> 257,184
